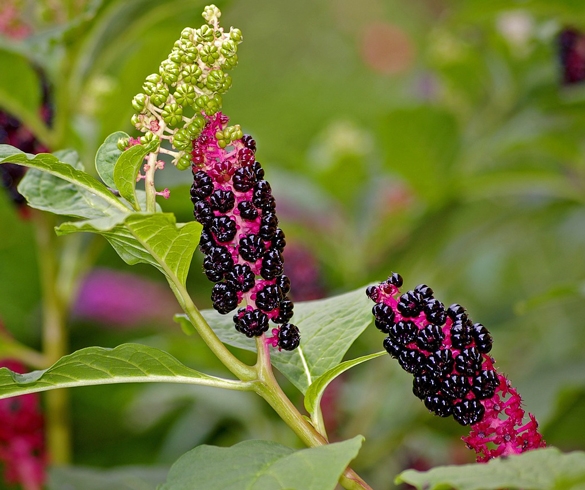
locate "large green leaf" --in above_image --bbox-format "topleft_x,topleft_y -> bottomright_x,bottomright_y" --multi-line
0,145 -> 130,216
159,436 -> 363,490
396,448 -> 585,490
96,131 -> 129,188
0,344 -> 225,399
304,351 -> 385,415
114,143 -> 153,211
0,49 -> 41,124
193,287 -> 373,393
57,213 -> 202,287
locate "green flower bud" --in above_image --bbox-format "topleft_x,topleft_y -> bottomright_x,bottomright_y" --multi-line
150,84 -> 169,107
220,40 -> 237,58
229,27 -> 243,43
180,64 -> 203,84
143,80 -> 156,96
140,131 -> 160,148
197,24 -> 215,43
161,102 -> 183,126
172,129 -> 193,151
181,27 -> 194,41
200,44 -> 219,64
185,121 -> 203,139
174,84 -> 197,107
176,153 -> 192,170
132,93 -> 148,111
117,137 -> 130,151
130,114 -> 141,128
206,69 -> 224,91
194,95 -> 210,109
145,73 -> 161,85
202,5 -> 221,24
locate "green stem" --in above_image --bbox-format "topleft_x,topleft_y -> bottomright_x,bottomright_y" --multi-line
171,281 -> 256,381
34,212 -> 71,465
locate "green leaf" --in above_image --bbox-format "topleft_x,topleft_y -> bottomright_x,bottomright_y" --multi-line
49,465 -> 168,490
304,351 -> 385,415
194,287 -> 373,393
396,448 -> 585,490
0,145 -> 130,216
159,436 -> 363,490
0,344 -> 221,399
113,143 -> 152,211
0,49 -> 41,123
57,213 -> 202,287
96,131 -> 130,188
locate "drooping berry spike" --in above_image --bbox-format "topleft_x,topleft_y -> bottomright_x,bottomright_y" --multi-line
367,274 -> 545,461
190,112 -> 300,349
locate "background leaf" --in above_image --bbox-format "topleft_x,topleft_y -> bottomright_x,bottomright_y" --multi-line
96,130 -> 129,188
396,448 -> 585,490
304,351 -> 385,415
48,465 -> 168,490
0,343 -> 219,399
159,436 -> 363,490
194,287 -> 373,393
0,145 -> 129,216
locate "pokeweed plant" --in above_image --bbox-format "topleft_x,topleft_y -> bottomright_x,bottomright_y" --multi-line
0,4 -> 584,490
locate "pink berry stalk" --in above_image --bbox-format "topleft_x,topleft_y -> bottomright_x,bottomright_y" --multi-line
366,273 -> 545,462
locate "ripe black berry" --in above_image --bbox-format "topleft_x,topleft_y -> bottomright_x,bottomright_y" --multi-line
252,161 -> 265,180
471,370 -> 499,400
413,372 -> 440,399
271,228 -> 286,253
237,200 -> 258,220
211,282 -> 239,314
259,212 -> 278,239
388,272 -> 403,287
242,134 -> 257,152
424,394 -> 452,417
252,181 -> 273,209
273,298 -> 294,323
255,284 -> 282,312
278,323 -> 301,351
193,200 -> 214,225
239,234 -> 265,262
447,304 -> 466,321
416,324 -> 445,352
388,320 -> 417,345
450,319 -> 473,349
261,248 -> 284,279
471,323 -> 493,353
453,399 -> 485,426
455,347 -> 482,376
210,215 -> 237,243
442,374 -> 471,400
424,298 -> 447,326
398,349 -> 426,375
234,308 -> 269,337
414,284 -> 434,299
383,336 -> 402,358
277,274 -> 291,295
225,264 -> 255,293
233,166 -> 257,192
191,171 -> 214,200
209,189 -> 235,212
203,246 -> 234,281
198,226 -> 216,255
397,291 -> 423,318
426,349 -> 454,377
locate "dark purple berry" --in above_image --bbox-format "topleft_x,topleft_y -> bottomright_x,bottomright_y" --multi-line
414,284 -> 434,299
193,200 -> 214,225
210,215 -> 237,243
225,264 -> 255,293
203,246 -> 234,281
259,212 -> 278,239
454,347 -> 482,376
388,320 -> 417,345
252,161 -> 265,180
397,291 -> 423,318
453,399 -> 485,426
471,370 -> 499,400
387,272 -> 403,288
413,372 -> 440,399
191,171 -> 214,200
234,308 -> 269,337
277,274 -> 291,295
471,323 -> 493,353
416,324 -> 444,352
252,181 -> 273,209
211,282 -> 239,314
398,349 -> 426,375
426,349 -> 454,377
233,166 -> 257,192
237,200 -> 258,220
383,336 -> 402,358
198,226 -> 216,254
274,298 -> 294,323
209,189 -> 235,212
239,234 -> 265,262
424,394 -> 452,417
242,134 -> 257,152
441,374 -> 471,400
424,298 -> 446,326
365,285 -> 379,301
447,304 -> 466,321
271,228 -> 286,252
255,284 -> 282,312
450,319 -> 473,349
238,147 -> 255,166
373,304 -> 395,333
278,323 -> 300,351
261,248 -> 284,279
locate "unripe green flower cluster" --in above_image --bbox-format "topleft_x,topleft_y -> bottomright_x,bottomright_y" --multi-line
128,4 -> 243,169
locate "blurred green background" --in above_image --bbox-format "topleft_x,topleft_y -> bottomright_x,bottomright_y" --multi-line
2,0 -> 585,488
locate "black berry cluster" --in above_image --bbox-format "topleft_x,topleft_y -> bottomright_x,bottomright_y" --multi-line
191,112 -> 300,351
367,273 -> 497,426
